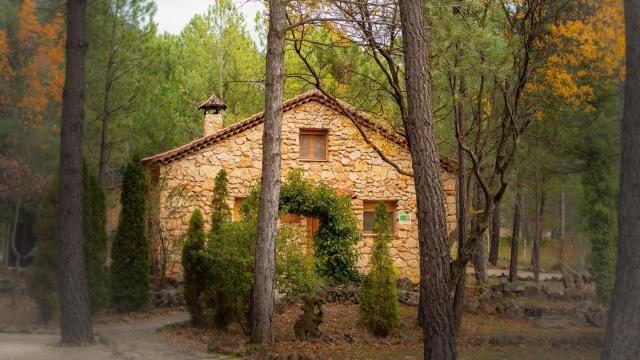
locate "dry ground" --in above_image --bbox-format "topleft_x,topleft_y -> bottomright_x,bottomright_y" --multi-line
164,300 -> 603,359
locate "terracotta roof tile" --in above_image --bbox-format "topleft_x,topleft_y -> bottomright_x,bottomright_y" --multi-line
198,94 -> 227,110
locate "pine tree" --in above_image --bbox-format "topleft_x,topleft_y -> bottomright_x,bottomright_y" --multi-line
111,155 -> 150,312
182,208 -> 207,326
83,167 -> 110,313
358,202 -> 400,337
210,169 -> 231,232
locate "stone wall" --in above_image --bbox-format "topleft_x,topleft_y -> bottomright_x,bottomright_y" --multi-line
146,100 -> 457,282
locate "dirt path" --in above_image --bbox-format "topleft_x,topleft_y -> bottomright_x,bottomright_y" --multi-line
0,311 -> 227,360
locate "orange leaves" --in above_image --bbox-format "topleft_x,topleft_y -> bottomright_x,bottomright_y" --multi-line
8,0 -> 66,127
541,0 -> 624,110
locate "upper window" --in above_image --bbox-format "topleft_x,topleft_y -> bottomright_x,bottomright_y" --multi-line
363,201 -> 397,235
299,129 -> 328,160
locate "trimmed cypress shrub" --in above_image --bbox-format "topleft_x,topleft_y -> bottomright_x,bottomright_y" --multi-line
111,156 -> 150,312
358,202 -> 400,337
210,169 -> 231,232
182,208 -> 207,326
27,182 -> 59,322
83,167 -> 110,313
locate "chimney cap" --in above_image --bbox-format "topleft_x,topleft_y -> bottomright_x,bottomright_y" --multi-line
198,94 -> 227,112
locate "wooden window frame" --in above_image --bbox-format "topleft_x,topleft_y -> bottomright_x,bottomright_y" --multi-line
362,200 -> 397,236
233,197 -> 246,222
299,128 -> 329,161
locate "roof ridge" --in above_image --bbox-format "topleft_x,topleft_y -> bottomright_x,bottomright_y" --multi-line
142,90 -> 456,172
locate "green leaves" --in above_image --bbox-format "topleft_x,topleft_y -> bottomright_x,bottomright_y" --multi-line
111,155 -> 150,312
280,170 -> 361,284
358,202 -> 400,337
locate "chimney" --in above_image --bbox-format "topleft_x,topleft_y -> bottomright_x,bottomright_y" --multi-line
198,94 -> 227,137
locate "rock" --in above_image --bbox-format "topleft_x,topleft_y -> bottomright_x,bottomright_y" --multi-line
343,333 -> 356,343
397,289 -> 419,306
207,343 -> 223,353
503,299 -> 524,319
401,334 -> 412,343
586,308 -> 608,328
524,306 -> 544,318
397,277 -> 418,292
151,289 -> 184,308
503,282 -> 525,296
463,297 -> 480,314
533,318 -> 569,329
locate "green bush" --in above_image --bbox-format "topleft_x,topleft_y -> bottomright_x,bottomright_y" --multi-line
182,209 -> 207,326
210,169 -> 231,231
280,170 -> 360,283
111,156 -> 150,312
358,202 -> 400,337
27,182 -> 59,322
28,168 -> 111,320
200,171 -> 321,332
83,167 -> 110,313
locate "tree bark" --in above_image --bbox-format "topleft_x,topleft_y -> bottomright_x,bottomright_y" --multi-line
250,0 -> 286,346
532,184 -> 545,283
509,190 -> 522,282
98,0 -> 120,186
58,0 -> 93,345
559,187 -> 566,266
398,0 -> 456,358
489,201 -> 501,266
452,76 -> 467,334
472,181 -> 488,284
601,1 -> 640,357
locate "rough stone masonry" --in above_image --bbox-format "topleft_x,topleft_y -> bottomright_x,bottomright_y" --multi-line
142,90 -> 457,282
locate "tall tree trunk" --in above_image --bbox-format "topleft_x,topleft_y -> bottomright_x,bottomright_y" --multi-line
58,0 -> 93,345
522,192 -> 528,261
250,0 -> 285,346
602,1 -> 640,357
472,181 -> 488,284
559,187 -> 566,266
452,77 -> 467,334
532,183 -> 545,283
489,201 -> 501,266
98,0 -> 120,186
509,190 -> 522,282
398,0 -> 456,357
10,199 -> 21,308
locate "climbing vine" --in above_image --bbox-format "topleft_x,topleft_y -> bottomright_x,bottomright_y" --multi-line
278,169 -> 361,283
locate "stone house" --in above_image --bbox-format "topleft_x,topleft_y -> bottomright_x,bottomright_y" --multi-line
142,90 -> 457,281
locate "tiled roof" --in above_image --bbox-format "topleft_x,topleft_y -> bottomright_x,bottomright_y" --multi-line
198,94 -> 227,110
142,89 -> 456,172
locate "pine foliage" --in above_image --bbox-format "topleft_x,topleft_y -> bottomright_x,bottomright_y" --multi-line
111,156 -> 150,312
210,169 -> 231,231
83,167 -> 110,313
27,182 -> 59,322
358,202 -> 400,337
182,208 -> 207,326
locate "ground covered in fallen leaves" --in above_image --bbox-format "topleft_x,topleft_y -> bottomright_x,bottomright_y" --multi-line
163,300 -> 603,360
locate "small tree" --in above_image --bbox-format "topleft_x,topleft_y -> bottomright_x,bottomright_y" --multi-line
83,167 -> 110,313
359,202 -> 400,337
111,156 -> 150,312
182,209 -> 207,326
210,169 -> 231,232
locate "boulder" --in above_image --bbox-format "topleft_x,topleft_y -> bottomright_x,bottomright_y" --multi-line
397,289 -> 419,306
